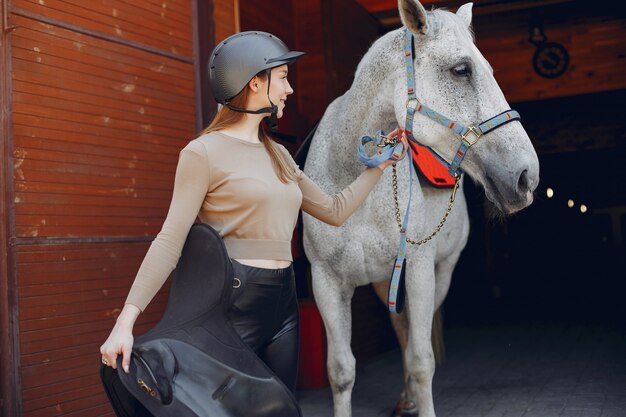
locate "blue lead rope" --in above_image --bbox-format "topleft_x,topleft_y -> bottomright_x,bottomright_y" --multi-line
357,130 -> 412,313
388,154 -> 412,314
357,130 -> 405,168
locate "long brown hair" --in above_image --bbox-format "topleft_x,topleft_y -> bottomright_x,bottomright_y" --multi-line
201,71 -> 297,183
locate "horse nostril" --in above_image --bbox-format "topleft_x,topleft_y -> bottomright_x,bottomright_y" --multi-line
517,169 -> 530,193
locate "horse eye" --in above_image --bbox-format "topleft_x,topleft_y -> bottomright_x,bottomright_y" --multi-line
451,64 -> 472,77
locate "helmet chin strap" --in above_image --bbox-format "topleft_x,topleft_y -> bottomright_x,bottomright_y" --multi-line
225,69 -> 279,131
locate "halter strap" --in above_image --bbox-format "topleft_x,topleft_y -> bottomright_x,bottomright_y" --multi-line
403,28 -> 521,177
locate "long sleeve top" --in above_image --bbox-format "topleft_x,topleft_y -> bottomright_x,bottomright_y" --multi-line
125,131 -> 383,311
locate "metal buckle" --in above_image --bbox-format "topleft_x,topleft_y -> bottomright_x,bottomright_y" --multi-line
232,277 -> 241,289
461,126 -> 482,146
137,378 -> 157,397
406,98 -> 419,114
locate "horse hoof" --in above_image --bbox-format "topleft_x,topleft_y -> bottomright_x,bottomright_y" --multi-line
390,400 -> 418,417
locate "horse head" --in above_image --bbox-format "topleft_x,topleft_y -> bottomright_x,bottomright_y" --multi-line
396,0 -> 540,214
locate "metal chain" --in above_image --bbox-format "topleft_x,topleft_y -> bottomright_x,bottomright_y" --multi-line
391,163 -> 460,246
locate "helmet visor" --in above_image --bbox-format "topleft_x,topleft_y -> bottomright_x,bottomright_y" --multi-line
266,50 -> 306,65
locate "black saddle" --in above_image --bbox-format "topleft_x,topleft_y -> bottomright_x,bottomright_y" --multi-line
101,224 -> 302,417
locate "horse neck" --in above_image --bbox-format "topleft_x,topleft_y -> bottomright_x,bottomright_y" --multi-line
324,30 -> 404,176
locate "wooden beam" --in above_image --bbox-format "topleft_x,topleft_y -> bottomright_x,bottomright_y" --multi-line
360,0 -> 580,28
0,0 -> 21,415
356,0 -> 448,13
214,0 -> 239,42
193,0 -> 216,130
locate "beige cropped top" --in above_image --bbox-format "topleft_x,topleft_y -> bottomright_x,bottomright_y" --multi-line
125,132 -> 383,311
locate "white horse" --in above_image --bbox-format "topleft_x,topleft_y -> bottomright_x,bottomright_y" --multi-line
302,1 -> 540,416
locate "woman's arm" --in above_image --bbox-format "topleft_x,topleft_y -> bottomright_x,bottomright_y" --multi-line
124,144 -> 211,311
100,142 -> 211,371
298,129 -> 407,226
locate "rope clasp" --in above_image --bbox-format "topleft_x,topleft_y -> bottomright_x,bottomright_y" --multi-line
377,133 -> 398,148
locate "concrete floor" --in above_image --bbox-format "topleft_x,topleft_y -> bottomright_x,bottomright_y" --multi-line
296,323 -> 626,417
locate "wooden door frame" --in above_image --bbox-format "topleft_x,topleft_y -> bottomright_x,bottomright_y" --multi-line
1,0 -> 20,415
193,0 -> 217,132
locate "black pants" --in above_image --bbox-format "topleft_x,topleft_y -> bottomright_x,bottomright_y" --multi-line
229,261 -> 300,393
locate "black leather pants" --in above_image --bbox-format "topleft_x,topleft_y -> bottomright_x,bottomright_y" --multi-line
229,261 -> 300,393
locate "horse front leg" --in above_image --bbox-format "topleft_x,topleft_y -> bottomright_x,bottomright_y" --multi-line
404,255 -> 437,417
372,281 -> 417,417
311,262 -> 356,417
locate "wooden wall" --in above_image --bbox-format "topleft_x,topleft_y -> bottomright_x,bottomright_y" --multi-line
473,4 -> 626,103
238,0 -> 309,145
214,0 -> 239,43
2,1 -> 201,415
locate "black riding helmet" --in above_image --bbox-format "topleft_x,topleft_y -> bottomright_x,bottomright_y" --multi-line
208,31 -> 305,130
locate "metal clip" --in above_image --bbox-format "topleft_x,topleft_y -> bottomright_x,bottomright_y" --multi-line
377,134 -> 397,148
137,378 -> 157,397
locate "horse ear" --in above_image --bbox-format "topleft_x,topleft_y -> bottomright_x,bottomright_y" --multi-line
398,0 -> 428,35
456,2 -> 473,28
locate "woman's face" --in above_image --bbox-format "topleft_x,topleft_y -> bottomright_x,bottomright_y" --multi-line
254,65 -> 293,119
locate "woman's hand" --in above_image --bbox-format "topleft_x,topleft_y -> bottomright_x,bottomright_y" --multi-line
100,304 -> 140,373
377,128 -> 409,171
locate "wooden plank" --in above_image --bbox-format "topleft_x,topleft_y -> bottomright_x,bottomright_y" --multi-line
32,401 -> 113,417
13,149 -> 178,181
20,309 -> 164,334
11,54 -> 193,108
11,35 -> 194,91
17,258 -> 150,281
13,90 -> 191,133
26,392 -> 114,417
13,113 -> 190,149
13,124 -> 182,158
12,0 -> 193,57
16,242 -> 150,256
13,101 -> 192,141
14,135 -> 181,168
12,165 -> 174,194
22,373 -> 103,402
15,203 -> 168,221
23,383 -> 104,414
13,80 -> 194,128
214,0 -> 238,42
14,179 -> 171,201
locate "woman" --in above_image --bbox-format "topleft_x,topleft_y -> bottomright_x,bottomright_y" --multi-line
100,31 -> 407,394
